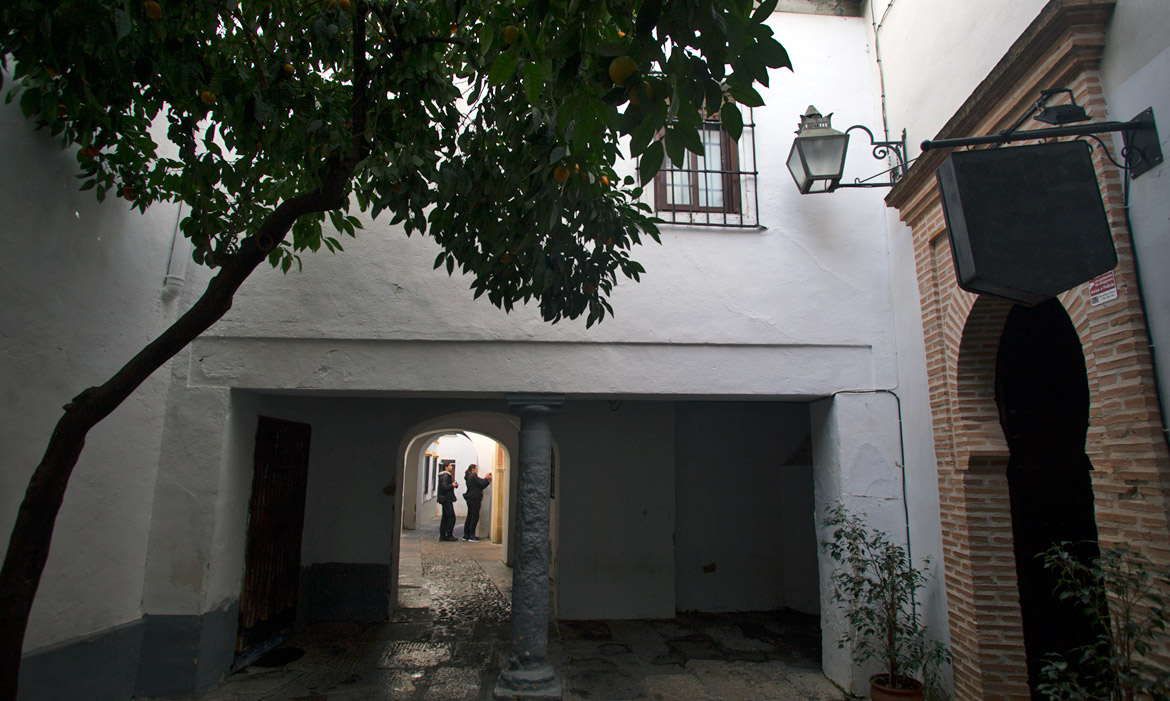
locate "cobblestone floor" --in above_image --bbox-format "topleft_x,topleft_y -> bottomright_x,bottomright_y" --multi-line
162,518 -> 846,700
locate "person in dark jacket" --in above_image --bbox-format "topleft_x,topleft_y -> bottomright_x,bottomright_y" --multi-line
437,464 -> 459,541
461,464 -> 493,541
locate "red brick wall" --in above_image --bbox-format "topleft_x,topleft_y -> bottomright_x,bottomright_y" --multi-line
886,2 -> 1170,697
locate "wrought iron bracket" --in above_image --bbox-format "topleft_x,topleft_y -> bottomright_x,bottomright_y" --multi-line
837,125 -> 909,188
922,107 -> 1162,179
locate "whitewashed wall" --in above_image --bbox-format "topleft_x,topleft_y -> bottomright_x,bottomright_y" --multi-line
5,6 -> 901,662
1100,1 -> 1170,436
674,402 -> 819,615
189,11 -> 894,394
865,0 -> 1049,161
0,94 -> 183,650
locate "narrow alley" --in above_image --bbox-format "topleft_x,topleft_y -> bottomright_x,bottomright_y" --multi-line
162,517 -> 846,700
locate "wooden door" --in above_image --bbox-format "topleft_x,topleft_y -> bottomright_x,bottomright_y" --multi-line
236,416 -> 312,657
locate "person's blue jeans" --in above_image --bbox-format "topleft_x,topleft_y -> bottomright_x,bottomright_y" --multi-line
440,501 -> 456,539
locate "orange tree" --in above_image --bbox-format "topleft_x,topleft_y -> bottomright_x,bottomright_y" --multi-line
0,0 -> 789,695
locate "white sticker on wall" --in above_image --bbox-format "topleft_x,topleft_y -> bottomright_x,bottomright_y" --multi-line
1089,271 -> 1119,306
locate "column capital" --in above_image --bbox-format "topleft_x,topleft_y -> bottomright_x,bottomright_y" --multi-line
506,393 -> 564,416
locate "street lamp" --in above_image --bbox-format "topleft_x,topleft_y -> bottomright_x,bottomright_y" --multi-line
786,105 -> 907,194
786,106 -> 848,194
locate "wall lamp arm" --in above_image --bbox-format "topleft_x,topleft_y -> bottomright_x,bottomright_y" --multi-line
837,126 -> 909,188
921,108 -> 1162,178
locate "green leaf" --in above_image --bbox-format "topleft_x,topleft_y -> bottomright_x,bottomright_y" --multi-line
679,125 -> 704,157
757,37 -> 792,70
663,128 -> 685,167
728,82 -> 765,108
488,52 -> 518,86
594,42 -> 628,57
752,0 -> 782,22
115,9 -> 132,41
639,140 -> 664,185
721,102 -> 743,142
523,61 -> 544,104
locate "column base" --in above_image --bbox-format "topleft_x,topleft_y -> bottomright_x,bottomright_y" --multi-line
493,663 -> 563,700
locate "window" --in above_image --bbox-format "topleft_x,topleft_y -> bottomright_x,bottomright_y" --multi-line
650,114 -> 758,228
655,123 -> 740,213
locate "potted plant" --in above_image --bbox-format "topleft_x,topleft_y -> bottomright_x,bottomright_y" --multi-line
822,504 -> 951,700
1037,542 -> 1170,701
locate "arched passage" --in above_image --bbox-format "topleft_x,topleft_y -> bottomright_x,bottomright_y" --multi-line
391,411 -> 522,612
995,299 -> 1103,695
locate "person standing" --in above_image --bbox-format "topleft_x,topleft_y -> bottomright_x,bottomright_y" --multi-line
437,463 -> 459,541
461,464 -> 493,541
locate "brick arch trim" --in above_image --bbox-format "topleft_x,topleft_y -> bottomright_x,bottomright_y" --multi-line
954,296 -> 1015,466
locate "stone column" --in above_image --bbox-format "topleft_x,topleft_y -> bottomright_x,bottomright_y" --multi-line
495,393 -> 563,700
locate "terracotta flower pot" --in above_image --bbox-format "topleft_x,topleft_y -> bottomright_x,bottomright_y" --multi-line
869,674 -> 924,701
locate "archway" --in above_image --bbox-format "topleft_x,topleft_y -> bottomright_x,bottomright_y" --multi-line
391,412 -> 521,613
995,299 -> 1103,695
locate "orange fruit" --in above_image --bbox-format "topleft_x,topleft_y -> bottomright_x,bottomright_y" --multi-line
79,147 -> 101,158
199,90 -> 216,105
121,186 -> 135,199
143,1 -> 161,19
627,81 -> 653,109
553,165 -> 571,183
600,175 -> 610,186
338,0 -> 351,9
502,25 -> 521,45
608,55 -> 637,86
584,283 -> 597,295
282,63 -> 295,75
56,103 -> 67,117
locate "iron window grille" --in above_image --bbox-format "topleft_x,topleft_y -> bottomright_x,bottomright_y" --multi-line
649,110 -> 759,228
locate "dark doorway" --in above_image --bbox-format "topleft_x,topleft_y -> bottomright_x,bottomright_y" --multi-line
235,416 -> 312,667
996,299 -> 1103,696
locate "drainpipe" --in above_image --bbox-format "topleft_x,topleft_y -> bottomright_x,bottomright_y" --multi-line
162,203 -> 190,302
831,388 -> 912,566
870,0 -> 898,146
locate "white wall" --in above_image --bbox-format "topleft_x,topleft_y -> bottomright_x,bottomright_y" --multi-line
3,6 -> 915,661
1100,1 -> 1170,439
140,376 -> 235,615
812,391 -> 907,694
0,94 -> 182,650
554,401 -> 677,620
674,402 -> 819,614
183,12 -> 894,402
253,396 -> 399,567
865,0 -> 1048,159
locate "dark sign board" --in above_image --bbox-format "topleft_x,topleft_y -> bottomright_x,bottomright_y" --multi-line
935,141 -> 1116,306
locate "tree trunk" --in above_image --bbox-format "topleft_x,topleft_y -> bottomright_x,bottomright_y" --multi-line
0,186 -> 348,701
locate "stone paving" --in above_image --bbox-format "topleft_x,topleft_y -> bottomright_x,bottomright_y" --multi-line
162,518 -> 847,700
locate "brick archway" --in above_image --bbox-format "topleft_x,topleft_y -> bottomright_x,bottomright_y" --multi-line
886,2 -> 1170,697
